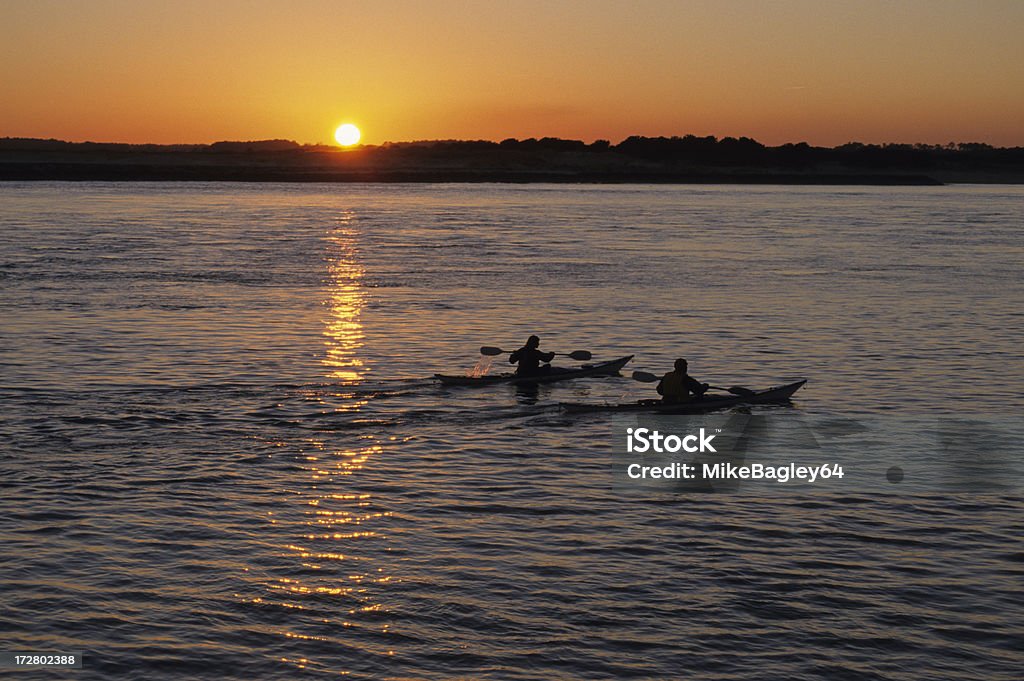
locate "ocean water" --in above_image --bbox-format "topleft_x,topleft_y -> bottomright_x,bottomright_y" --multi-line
1,182 -> 1022,680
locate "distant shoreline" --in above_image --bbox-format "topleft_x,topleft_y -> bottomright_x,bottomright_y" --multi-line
3,136 -> 1023,185
0,164 -> 946,185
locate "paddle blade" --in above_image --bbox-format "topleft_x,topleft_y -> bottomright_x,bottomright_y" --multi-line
479,346 -> 506,356
566,350 -> 593,361
631,371 -> 660,383
728,386 -> 756,397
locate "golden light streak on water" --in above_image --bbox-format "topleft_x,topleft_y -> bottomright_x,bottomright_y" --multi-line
273,215 -> 394,676
322,211 -> 366,384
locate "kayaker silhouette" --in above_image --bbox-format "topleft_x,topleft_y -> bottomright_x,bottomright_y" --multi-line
509,335 -> 555,376
657,358 -> 710,404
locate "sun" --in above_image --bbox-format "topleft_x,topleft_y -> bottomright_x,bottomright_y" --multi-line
334,123 -> 361,146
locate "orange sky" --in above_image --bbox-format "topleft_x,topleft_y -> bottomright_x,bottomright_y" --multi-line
2,0 -> 1023,146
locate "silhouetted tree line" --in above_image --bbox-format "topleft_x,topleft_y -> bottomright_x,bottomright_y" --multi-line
387,135 -> 1024,170
3,135 -> 1022,173
0,138 -> 206,152
370,135 -> 1024,173
0,138 -> 300,153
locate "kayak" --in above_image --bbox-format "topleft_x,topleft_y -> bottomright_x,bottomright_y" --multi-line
435,355 -> 633,386
560,379 -> 807,413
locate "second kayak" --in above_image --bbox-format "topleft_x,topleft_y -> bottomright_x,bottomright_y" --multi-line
560,379 -> 807,413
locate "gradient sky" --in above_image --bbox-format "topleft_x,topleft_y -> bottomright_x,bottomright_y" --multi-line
2,0 -> 1023,146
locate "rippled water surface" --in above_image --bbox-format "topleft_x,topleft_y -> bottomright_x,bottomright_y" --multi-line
1,183 -> 1022,679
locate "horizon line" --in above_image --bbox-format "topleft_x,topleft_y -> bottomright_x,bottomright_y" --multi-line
3,135 -> 1021,151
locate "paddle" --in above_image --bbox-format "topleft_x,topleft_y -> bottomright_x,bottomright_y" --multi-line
479,346 -> 593,361
631,371 -> 756,397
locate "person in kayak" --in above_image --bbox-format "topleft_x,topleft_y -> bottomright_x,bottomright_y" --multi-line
657,358 -> 710,404
509,335 -> 555,376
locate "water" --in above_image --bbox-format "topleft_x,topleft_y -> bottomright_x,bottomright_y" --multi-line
1,182 -> 1022,679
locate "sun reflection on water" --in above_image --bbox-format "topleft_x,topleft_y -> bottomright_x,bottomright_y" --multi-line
265,212 -> 395,676
323,211 -> 366,384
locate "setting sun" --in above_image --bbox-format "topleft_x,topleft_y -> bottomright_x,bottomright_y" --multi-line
334,124 -> 361,147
